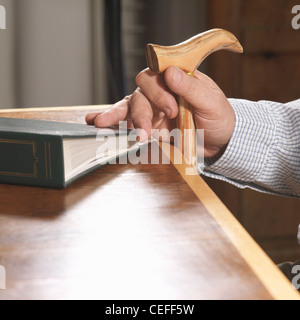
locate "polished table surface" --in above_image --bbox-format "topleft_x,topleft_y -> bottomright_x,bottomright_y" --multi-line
0,106 -> 299,300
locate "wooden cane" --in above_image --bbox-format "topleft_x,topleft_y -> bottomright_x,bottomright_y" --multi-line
146,29 -> 243,171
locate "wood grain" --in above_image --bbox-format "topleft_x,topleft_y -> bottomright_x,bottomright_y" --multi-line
146,29 -> 243,74
146,29 -> 243,170
0,106 -> 298,300
243,0 -> 300,54
161,142 -> 300,300
242,54 -> 300,102
176,96 -> 197,168
207,0 -> 300,264
206,0 -> 243,98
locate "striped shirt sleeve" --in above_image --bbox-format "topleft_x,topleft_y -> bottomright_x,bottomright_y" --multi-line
201,98 -> 300,198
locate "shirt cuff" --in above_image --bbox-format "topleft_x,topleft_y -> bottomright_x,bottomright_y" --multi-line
201,99 -> 277,183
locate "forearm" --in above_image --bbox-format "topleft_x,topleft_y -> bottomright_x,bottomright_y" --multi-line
201,98 -> 300,198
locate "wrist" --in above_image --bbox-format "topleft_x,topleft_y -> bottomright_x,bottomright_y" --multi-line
204,143 -> 229,162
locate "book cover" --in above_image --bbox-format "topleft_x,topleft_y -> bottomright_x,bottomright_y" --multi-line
0,117 -> 134,189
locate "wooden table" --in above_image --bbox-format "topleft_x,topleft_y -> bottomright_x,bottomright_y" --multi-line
0,106 -> 299,300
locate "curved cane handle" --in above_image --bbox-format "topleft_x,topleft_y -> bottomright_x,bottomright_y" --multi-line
146,29 -> 243,73
145,29 -> 243,172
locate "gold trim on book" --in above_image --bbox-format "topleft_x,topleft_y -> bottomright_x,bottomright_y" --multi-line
44,143 -> 48,179
0,139 -> 39,178
48,143 -> 52,180
44,142 -> 53,180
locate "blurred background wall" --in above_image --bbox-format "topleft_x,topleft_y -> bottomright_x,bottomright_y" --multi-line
0,0 -> 300,265
0,0 -> 97,109
0,0 -> 205,109
122,0 -> 207,94
0,0 -> 16,108
205,0 -> 300,264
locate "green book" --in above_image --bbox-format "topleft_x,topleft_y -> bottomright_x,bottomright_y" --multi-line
0,117 -> 141,189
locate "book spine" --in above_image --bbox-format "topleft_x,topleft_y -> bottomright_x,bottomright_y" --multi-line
0,132 -> 65,189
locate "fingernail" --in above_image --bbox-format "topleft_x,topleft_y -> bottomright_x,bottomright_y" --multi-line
171,67 -> 182,85
163,108 -> 172,118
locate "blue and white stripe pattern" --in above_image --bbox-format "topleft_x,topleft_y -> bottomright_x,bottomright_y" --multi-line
201,98 -> 300,198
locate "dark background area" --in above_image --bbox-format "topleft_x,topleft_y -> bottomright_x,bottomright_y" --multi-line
206,0 -> 300,264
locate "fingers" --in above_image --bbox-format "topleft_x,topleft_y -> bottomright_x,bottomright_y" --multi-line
136,69 -> 178,119
86,66 -> 233,158
86,90 -> 154,142
85,69 -> 181,143
130,89 -> 153,142
90,98 -> 131,128
86,112 -> 101,125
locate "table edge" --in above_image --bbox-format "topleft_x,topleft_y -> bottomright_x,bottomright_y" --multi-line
160,142 -> 300,300
0,105 -> 298,300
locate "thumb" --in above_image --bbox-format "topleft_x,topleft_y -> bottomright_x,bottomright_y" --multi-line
164,66 -> 211,110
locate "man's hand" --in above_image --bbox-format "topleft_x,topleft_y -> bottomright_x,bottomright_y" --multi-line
86,66 -> 236,159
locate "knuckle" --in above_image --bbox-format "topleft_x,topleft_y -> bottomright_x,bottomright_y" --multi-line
152,92 -> 173,110
129,89 -> 141,106
135,69 -> 148,87
151,93 -> 166,108
129,91 -> 152,119
123,94 -> 132,101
